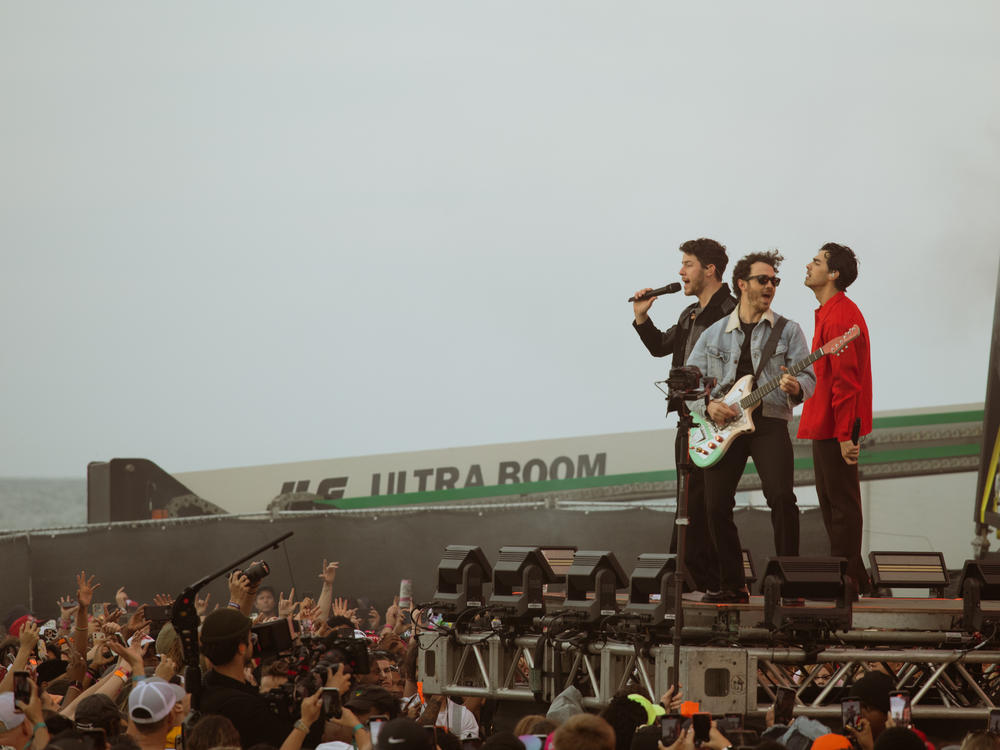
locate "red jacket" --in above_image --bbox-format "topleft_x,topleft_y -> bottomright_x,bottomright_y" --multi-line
797,292 -> 873,442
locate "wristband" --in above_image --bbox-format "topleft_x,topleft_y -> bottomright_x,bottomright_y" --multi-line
228,601 -> 242,610
114,669 -> 131,682
75,625 -> 90,632
352,724 -> 365,734
294,720 -> 310,733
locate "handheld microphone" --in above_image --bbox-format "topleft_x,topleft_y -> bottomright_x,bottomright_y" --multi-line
628,282 -> 682,303
851,417 -> 861,445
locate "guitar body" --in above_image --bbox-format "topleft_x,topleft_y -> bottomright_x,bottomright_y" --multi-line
688,375 -> 759,468
685,324 -> 861,469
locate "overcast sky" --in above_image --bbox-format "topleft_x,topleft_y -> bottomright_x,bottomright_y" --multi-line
2,2 -> 999,479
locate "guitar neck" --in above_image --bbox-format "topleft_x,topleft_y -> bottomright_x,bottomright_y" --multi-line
740,349 -> 823,409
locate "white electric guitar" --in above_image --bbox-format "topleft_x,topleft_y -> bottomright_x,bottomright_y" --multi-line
688,325 -> 860,468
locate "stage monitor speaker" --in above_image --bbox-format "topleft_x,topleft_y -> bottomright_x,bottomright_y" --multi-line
868,551 -> 949,597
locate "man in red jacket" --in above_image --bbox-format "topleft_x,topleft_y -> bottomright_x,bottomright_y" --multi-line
798,243 -> 873,594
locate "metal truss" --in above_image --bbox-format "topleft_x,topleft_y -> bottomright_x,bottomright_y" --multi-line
417,631 -> 1000,720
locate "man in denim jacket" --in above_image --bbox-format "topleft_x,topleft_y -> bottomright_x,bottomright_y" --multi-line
686,250 -> 815,603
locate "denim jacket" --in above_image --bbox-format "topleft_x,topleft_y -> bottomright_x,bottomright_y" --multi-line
686,306 -> 816,422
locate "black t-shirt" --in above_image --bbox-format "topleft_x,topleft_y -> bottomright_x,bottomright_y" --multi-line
735,320 -> 756,380
200,670 -> 297,748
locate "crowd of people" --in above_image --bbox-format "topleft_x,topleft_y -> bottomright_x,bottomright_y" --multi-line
0,559 -> 997,750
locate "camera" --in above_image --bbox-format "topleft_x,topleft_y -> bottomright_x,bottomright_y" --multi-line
239,561 -> 271,585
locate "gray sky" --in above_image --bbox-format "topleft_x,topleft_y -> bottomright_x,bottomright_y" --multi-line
2,2 -> 999,479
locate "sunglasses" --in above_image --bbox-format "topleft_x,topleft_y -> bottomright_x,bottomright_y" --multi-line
748,274 -> 781,287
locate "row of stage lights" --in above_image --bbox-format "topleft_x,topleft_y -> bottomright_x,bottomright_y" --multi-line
430,546 -> 1000,634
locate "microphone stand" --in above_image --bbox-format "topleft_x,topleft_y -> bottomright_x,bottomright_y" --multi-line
671,404 -> 695,692
657,372 -> 714,693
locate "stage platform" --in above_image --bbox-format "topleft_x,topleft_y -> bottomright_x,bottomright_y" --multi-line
417,595 -> 1000,721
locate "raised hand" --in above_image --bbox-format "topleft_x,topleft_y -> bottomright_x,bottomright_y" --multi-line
65,644 -> 87,684
115,586 -> 130,610
155,655 -> 178,682
229,570 -> 252,602
122,605 -> 150,639
153,593 -> 175,607
18,620 -> 40,652
331,597 -> 356,620
76,571 -> 101,608
385,596 -> 400,631
300,687 -> 323,728
278,589 -> 298,618
659,684 -> 684,712
195,592 -> 212,617
58,595 -> 79,621
319,559 -> 339,585
326,663 -> 351,694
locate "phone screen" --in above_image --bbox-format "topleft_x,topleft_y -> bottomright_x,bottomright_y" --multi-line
322,688 -> 341,719
889,692 -> 911,727
369,719 -> 384,744
13,672 -> 31,712
774,686 -> 796,725
693,713 -> 711,744
724,713 -> 743,731
841,699 -> 862,730
661,715 -> 682,743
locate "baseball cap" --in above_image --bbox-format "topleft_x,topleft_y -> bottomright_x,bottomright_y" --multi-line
0,692 -> 26,733
846,672 -> 892,714
374,718 -> 433,750
812,734 -> 853,750
200,609 -> 251,643
75,694 -> 125,736
128,678 -> 185,725
345,685 -> 397,714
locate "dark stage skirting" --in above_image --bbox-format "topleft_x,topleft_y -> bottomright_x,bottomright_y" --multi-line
0,506 -> 830,619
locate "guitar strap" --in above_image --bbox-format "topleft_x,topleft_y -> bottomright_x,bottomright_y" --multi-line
753,315 -> 787,382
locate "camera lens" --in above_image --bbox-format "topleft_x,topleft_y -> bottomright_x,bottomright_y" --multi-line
242,561 -> 271,585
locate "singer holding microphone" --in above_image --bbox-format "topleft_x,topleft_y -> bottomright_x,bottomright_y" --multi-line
632,238 -> 736,597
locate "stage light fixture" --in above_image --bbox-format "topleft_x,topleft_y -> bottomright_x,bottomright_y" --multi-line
624,552 -> 678,624
564,550 -> 629,621
956,559 -> 1000,632
761,556 -> 852,632
868,551 -> 949,597
433,545 -> 493,613
489,546 -> 560,618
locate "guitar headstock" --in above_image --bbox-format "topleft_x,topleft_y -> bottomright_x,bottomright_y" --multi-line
821,324 -> 861,356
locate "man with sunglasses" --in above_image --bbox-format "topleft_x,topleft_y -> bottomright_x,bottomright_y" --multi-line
686,250 -> 815,603
798,243 -> 872,595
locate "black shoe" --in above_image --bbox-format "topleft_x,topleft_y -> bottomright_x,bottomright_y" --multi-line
703,589 -> 749,604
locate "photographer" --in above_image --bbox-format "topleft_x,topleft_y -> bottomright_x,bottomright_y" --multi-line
199,608 -> 303,747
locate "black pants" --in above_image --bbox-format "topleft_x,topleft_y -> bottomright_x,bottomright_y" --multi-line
812,438 -> 870,593
670,432 -> 721,591
704,415 -> 800,591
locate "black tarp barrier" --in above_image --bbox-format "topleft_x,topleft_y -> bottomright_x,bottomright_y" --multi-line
0,507 -> 830,620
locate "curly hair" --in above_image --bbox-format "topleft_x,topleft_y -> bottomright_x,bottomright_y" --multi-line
732,250 -> 784,299
679,238 -> 728,279
820,242 -> 859,291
